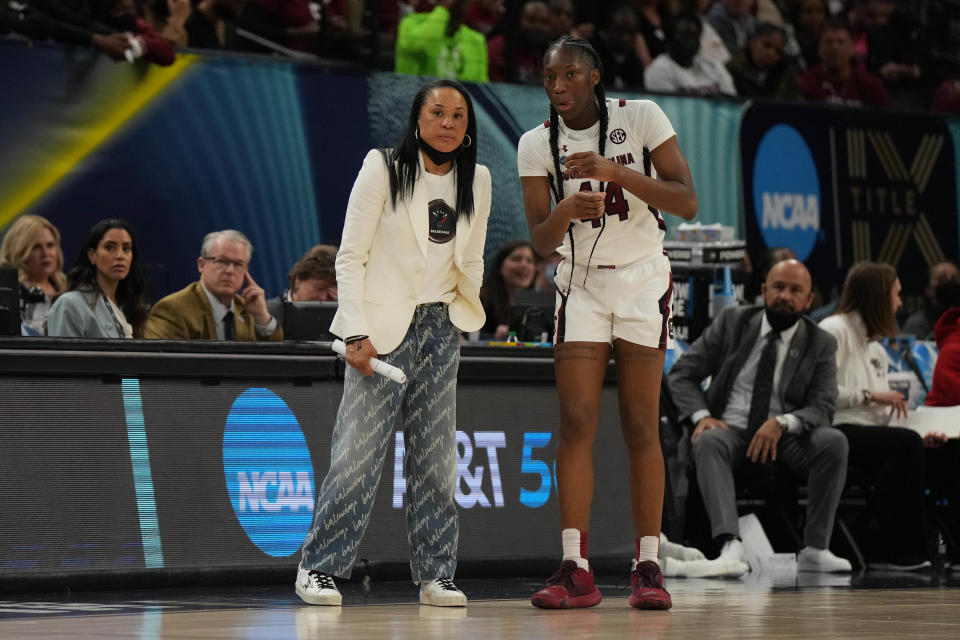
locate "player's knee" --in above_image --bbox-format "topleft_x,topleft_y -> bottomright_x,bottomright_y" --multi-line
621,419 -> 660,453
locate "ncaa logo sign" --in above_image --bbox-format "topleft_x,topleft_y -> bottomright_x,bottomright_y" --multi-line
223,388 -> 315,557
753,125 -> 821,261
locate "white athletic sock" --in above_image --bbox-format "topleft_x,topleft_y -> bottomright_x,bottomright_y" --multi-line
561,528 -> 589,570
635,535 -> 660,564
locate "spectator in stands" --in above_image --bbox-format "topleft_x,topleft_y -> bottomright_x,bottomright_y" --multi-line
926,276 -> 960,407
238,0 -> 320,54
465,0 -> 503,37
488,0 -> 551,84
591,4 -> 645,91
726,22 -> 800,99
632,0 -> 671,65
144,230 -> 282,341
48,219 -> 150,339
265,244 -> 338,326
797,19 -> 889,107
184,0 -> 246,49
902,261 -> 960,340
706,0 -> 756,56
479,240 -> 536,339
755,0 -> 786,26
789,0 -> 829,68
144,0 -> 191,47
693,0 -> 732,66
668,259 -> 852,573
395,0 -> 488,82
818,261 -> 931,570
920,277 -> 960,567
0,215 -> 68,336
861,0 -> 924,109
844,0 -> 869,63
645,13 -> 737,97
547,0 -> 579,40
88,0 -> 176,64
931,78 -> 960,113
1,0 -> 145,62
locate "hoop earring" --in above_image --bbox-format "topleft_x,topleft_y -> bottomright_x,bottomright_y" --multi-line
415,128 -> 420,141
461,134 -> 472,149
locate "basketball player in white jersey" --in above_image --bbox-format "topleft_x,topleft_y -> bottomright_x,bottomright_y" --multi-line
518,36 -> 697,610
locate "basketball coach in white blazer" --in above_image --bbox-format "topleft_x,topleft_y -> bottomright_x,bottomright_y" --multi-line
296,79 -> 491,609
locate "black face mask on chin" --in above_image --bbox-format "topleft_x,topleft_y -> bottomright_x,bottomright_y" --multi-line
418,136 -> 466,166
765,305 -> 804,332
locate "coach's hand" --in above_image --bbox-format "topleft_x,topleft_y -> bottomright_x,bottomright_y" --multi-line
691,416 -> 729,445
746,419 -> 782,464
345,338 -> 378,376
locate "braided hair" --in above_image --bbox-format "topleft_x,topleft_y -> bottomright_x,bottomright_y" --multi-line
544,36 -> 609,204
544,36 -> 610,288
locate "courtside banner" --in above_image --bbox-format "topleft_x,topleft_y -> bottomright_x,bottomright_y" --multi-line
741,102 -> 958,307
0,367 -> 634,576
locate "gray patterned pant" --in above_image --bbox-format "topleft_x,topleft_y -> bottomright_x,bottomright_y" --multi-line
301,303 -> 460,583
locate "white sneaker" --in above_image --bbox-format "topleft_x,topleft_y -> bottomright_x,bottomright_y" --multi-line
419,578 -> 467,607
295,566 -> 342,605
719,538 -> 747,564
797,547 -> 852,573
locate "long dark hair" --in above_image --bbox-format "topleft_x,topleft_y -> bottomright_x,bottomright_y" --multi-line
544,36 -> 609,204
835,261 -> 899,339
67,218 -> 151,336
480,240 -> 536,328
379,79 -> 478,220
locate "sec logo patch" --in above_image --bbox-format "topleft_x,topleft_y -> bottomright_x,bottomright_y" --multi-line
609,128 -> 627,144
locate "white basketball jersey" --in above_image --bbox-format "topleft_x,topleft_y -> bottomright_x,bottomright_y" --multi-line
517,98 -> 676,268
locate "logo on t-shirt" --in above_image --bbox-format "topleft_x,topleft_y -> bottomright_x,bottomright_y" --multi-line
609,128 -> 627,144
428,199 -> 457,244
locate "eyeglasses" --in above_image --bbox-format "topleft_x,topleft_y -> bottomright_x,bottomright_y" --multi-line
203,256 -> 247,270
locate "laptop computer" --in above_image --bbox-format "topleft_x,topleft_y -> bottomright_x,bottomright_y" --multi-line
282,300 -> 338,341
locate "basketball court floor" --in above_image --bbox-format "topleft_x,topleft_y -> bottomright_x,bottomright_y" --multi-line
1,570 -> 959,639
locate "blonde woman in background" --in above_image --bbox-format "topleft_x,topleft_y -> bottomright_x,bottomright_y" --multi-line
0,215 -> 68,335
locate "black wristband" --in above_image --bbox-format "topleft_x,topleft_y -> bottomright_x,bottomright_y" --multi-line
345,335 -> 368,346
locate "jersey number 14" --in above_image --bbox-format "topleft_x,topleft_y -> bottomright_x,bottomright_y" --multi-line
579,182 -> 629,228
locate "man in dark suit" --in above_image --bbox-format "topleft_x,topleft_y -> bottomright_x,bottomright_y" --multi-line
668,259 -> 851,572
144,229 -> 282,341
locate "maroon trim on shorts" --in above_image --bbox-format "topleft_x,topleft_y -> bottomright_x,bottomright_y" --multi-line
555,287 -> 568,344
619,98 -> 626,107
658,274 -> 673,351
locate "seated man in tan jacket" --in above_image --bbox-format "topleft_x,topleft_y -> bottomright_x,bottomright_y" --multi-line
145,229 -> 283,341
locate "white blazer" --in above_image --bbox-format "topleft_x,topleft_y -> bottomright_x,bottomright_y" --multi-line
330,149 -> 491,354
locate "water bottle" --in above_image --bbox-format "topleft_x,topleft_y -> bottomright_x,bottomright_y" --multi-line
710,265 -> 738,318
935,530 -> 948,573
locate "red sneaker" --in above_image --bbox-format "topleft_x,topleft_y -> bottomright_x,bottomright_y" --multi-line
629,560 -> 672,610
531,560 -> 603,609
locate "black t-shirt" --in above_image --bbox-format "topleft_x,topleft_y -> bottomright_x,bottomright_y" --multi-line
185,11 -> 237,49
